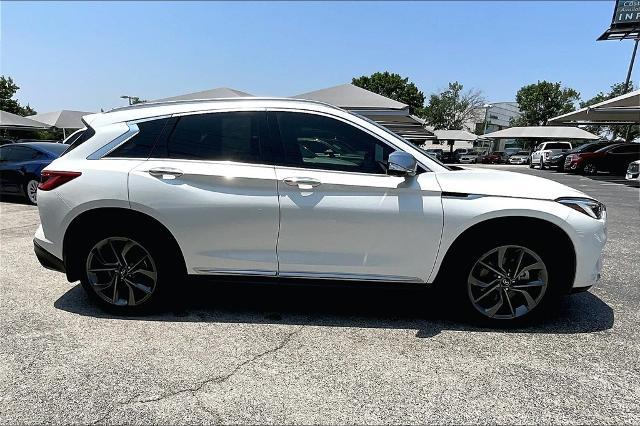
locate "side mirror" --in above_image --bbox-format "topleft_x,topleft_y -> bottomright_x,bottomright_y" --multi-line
387,151 -> 417,177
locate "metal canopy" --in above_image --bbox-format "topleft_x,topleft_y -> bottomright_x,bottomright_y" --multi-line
433,129 -> 478,142
482,126 -> 599,140
549,89 -> 640,125
153,87 -> 254,102
29,110 -> 93,129
292,84 -> 409,110
0,110 -> 50,129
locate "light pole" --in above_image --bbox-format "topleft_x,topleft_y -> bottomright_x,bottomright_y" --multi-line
120,95 -> 136,105
482,104 -> 493,152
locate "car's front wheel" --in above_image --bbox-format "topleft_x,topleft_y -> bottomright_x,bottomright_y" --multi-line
447,235 -> 564,323
583,162 -> 597,175
539,159 -> 545,170
75,225 -> 179,313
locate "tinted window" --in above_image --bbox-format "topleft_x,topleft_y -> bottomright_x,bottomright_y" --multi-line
64,127 -> 94,154
42,144 -> 70,156
610,144 -> 640,154
0,146 -> 11,161
8,146 -> 40,161
107,118 -> 170,158
274,112 -> 394,174
163,112 -> 263,163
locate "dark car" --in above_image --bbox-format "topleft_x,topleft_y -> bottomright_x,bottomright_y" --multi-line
565,143 -> 640,175
548,141 -> 618,172
440,151 -> 456,163
424,148 -> 444,161
478,151 -> 505,164
0,142 -> 68,204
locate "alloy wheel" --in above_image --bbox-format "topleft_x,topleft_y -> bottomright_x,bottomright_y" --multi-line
85,237 -> 158,306
467,245 -> 548,320
26,179 -> 38,204
584,163 -> 597,175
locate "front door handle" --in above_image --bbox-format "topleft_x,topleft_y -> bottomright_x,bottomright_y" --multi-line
148,167 -> 183,179
283,177 -> 321,189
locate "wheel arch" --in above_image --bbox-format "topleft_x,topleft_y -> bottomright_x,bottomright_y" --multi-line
431,216 -> 576,293
62,207 -> 186,282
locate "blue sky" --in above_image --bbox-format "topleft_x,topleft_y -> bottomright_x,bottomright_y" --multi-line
1,1 -> 637,112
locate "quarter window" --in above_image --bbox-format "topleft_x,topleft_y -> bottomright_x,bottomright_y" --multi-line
107,118 -> 170,158
162,112 -> 263,163
273,112 -> 394,174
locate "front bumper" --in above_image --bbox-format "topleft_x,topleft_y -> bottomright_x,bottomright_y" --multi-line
34,239 -> 65,273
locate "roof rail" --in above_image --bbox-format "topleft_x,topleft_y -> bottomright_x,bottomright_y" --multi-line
108,97 -> 343,113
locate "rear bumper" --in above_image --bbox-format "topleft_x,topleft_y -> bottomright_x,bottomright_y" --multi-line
34,239 -> 65,273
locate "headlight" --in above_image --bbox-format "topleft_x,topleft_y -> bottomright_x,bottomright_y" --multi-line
557,197 -> 606,220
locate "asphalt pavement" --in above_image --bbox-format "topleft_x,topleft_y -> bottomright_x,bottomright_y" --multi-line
1,165 -> 638,424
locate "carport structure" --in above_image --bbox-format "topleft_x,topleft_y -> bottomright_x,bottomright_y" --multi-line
482,126 -> 599,151
29,110 -> 93,138
292,84 -> 435,145
0,110 -> 50,130
549,89 -> 640,127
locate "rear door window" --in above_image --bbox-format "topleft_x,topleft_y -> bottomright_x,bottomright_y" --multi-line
159,111 -> 265,163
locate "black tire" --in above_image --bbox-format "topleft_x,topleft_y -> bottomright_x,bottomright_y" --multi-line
23,178 -> 39,205
528,162 -> 534,169
582,162 -> 597,176
557,164 -> 565,173
73,222 -> 182,314
539,159 -> 545,170
441,233 -> 567,325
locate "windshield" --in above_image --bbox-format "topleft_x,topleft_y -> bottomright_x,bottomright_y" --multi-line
350,112 -> 452,170
516,151 -> 529,156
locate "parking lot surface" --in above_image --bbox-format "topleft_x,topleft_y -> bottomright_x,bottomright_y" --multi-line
1,165 -> 639,424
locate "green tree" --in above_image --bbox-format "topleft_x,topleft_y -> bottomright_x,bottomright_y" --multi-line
578,82 -> 638,141
0,76 -> 36,116
423,81 -> 485,130
352,72 -> 425,114
511,80 -> 579,126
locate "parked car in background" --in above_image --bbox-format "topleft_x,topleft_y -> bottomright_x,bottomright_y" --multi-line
16,139 -> 62,144
0,142 -> 69,204
509,151 -> 531,165
566,143 -> 640,175
33,98 -> 606,323
458,150 -> 482,164
478,151 -> 506,164
626,160 -> 640,182
453,148 -> 474,163
424,148 -> 444,161
548,141 -> 618,172
530,141 -> 572,169
440,151 -> 456,164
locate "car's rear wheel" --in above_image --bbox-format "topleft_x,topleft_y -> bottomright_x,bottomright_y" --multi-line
24,179 -> 39,205
75,224 -> 179,313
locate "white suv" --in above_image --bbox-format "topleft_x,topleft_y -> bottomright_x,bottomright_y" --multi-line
33,98 -> 607,322
530,141 -> 572,169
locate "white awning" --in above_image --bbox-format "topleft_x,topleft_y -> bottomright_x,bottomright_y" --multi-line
549,89 -> 640,124
0,110 -> 50,129
482,126 -> 599,140
153,87 -> 254,102
433,130 -> 478,141
29,110 -> 93,129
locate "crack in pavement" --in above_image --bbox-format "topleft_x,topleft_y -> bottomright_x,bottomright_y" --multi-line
90,324 -> 305,424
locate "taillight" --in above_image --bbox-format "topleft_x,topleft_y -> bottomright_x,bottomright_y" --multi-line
38,171 -> 82,191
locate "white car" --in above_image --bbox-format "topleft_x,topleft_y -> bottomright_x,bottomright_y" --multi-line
530,141 -> 572,169
458,152 -> 480,164
509,151 -> 531,165
626,160 -> 640,181
33,98 -> 607,322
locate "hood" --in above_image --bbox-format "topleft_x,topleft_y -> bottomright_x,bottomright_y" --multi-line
434,169 -> 588,201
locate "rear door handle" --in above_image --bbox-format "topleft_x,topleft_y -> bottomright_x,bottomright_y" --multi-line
283,177 -> 321,189
148,167 -> 183,179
